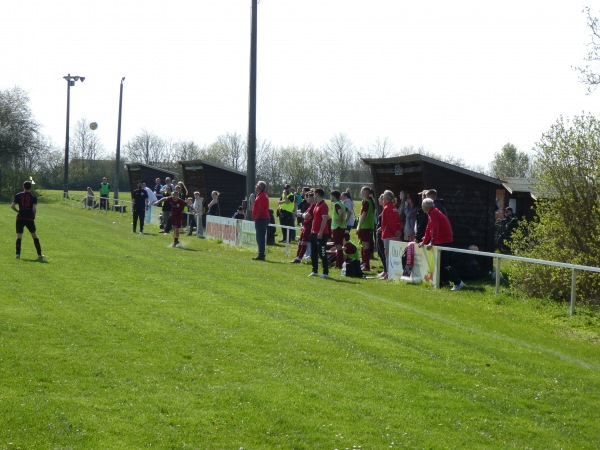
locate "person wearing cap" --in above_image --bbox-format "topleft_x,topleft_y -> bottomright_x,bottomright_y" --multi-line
418,198 -> 465,291
278,184 -> 296,242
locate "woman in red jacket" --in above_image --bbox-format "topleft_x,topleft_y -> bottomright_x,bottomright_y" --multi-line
379,190 -> 402,280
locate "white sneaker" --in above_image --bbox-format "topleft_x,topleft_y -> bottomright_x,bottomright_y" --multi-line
308,272 -> 318,277
320,274 -> 330,279
451,281 -> 465,291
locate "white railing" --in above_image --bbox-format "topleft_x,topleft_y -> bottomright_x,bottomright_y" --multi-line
436,245 -> 600,316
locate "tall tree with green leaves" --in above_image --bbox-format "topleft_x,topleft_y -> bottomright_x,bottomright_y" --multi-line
510,115 -> 600,304
489,142 -> 530,178
0,87 -> 40,196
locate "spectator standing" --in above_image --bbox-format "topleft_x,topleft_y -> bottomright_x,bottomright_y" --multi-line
232,206 -> 245,220
11,180 -> 44,259
132,180 -> 149,234
403,194 -> 417,242
379,190 -> 402,280
193,191 -> 204,238
278,184 -> 296,242
356,186 -> 376,271
415,191 -> 429,243
99,176 -> 111,210
418,198 -> 465,291
294,186 -> 303,221
177,181 -> 188,199
309,188 -> 330,278
375,194 -> 386,278
426,189 -> 448,217
330,190 -> 346,269
153,178 -> 163,200
341,189 -> 355,231
154,191 -> 187,247
80,187 -> 95,208
290,190 -> 315,263
252,181 -> 270,260
297,187 -> 311,226
207,191 -> 221,216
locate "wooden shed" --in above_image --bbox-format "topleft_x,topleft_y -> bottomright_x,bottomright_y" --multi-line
500,177 -> 538,222
362,154 -> 503,253
179,159 -> 247,218
124,163 -> 179,197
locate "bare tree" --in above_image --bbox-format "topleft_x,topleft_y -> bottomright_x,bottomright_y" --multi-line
71,119 -> 105,167
124,129 -> 168,165
363,136 -> 396,158
217,132 -> 247,171
174,140 -> 201,161
574,7 -> 600,93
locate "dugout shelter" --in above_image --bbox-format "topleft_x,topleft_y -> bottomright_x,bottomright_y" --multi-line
124,163 -> 179,197
362,153 -> 504,254
179,159 -> 247,218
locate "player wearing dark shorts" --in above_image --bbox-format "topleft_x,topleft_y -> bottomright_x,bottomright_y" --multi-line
356,186 -> 375,271
155,191 -> 187,247
132,180 -> 149,234
11,180 -> 43,259
291,191 -> 315,263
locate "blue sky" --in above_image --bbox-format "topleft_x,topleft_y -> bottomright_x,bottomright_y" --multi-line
3,0 -> 600,169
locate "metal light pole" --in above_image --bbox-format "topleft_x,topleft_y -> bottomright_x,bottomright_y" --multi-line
246,0 -> 258,205
63,74 -> 85,199
114,77 -> 125,205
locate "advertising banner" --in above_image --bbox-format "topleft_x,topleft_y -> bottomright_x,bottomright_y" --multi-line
388,241 -> 438,287
240,220 -> 258,250
206,216 -> 238,246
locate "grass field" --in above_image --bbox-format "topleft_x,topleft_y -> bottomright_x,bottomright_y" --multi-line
1,199 -> 599,449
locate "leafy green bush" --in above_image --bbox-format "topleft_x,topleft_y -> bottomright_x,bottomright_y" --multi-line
510,115 -> 600,305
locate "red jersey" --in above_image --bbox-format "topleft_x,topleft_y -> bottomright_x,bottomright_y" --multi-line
252,191 -> 270,220
303,203 -> 315,228
164,197 -> 187,220
422,207 -> 453,245
381,201 -> 402,239
311,200 -> 329,234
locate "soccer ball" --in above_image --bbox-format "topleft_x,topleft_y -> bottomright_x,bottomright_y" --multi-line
89,122 -> 98,130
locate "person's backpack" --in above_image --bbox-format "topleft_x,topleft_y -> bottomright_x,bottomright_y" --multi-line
345,259 -> 363,278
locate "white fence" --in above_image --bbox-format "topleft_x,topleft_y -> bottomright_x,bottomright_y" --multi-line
388,240 -> 600,316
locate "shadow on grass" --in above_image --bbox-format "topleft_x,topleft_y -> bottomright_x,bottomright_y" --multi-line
23,258 -> 49,264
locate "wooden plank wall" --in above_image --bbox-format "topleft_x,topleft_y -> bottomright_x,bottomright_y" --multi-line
182,165 -> 246,218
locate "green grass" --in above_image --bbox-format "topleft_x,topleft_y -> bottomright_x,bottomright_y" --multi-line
1,201 -> 599,448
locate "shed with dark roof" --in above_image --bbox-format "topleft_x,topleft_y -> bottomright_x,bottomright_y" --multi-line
362,154 -> 504,253
124,163 -> 179,197
179,160 -> 247,218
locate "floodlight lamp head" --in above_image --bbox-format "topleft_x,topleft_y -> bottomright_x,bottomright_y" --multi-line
79,76 -> 85,82
121,77 -> 126,82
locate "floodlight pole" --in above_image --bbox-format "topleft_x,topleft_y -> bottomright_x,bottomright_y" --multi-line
63,74 -> 85,199
114,77 -> 125,205
246,0 -> 258,208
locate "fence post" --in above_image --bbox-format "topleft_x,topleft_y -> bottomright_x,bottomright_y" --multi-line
570,268 -> 577,316
435,247 -> 441,288
495,257 -> 501,295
